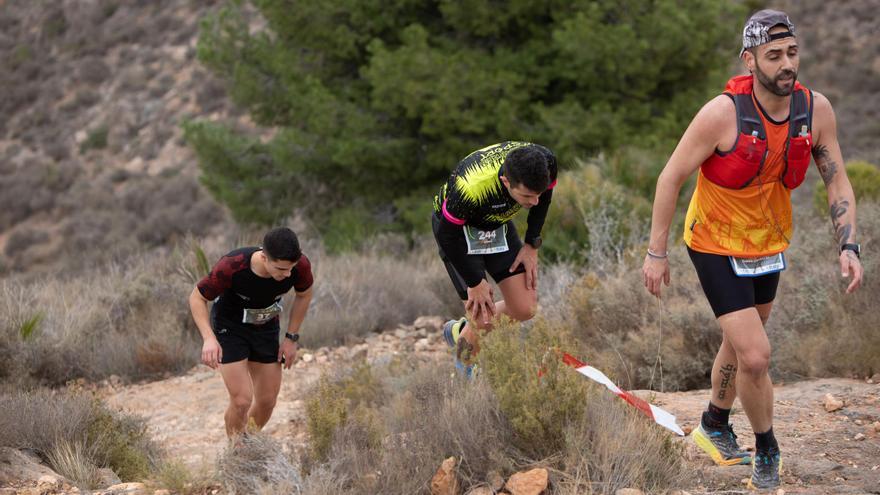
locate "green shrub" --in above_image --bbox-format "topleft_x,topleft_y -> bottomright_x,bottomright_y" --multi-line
0,389 -> 161,487
79,126 -> 108,153
813,160 -> 880,214
305,363 -> 384,463
86,404 -> 157,481
479,318 -> 590,458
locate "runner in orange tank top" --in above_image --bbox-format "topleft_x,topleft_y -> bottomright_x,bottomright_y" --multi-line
640,10 -> 863,491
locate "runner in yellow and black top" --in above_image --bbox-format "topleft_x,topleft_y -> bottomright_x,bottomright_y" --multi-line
432,141 -> 557,376
641,10 -> 863,490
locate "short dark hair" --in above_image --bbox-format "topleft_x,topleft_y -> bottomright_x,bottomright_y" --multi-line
502,147 -> 550,192
263,227 -> 302,262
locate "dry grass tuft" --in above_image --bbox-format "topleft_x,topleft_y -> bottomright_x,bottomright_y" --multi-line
216,433 -> 303,495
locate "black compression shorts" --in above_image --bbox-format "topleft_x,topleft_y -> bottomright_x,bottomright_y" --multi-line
432,214 -> 526,300
210,307 -> 280,364
687,247 -> 780,318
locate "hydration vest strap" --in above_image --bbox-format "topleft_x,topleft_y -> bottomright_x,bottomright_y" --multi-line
788,89 -> 813,138
732,93 -> 766,140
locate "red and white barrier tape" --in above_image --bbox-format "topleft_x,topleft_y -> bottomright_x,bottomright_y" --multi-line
561,352 -> 685,436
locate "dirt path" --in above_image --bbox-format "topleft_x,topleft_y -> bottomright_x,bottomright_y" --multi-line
103,322 -> 880,494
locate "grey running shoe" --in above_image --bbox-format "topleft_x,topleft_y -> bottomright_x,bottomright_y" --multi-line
691,423 -> 752,466
748,449 -> 782,490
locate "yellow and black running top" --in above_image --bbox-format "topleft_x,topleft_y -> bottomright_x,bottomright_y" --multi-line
433,141 -> 557,239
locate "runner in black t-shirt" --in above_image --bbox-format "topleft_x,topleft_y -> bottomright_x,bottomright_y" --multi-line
188,227 -> 314,438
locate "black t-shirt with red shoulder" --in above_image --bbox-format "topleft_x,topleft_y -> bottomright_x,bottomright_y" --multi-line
197,247 -> 313,326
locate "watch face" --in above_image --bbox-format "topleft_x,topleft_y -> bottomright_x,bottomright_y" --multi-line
530,237 -> 542,248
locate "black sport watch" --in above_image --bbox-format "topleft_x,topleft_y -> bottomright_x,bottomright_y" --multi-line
840,243 -> 861,259
526,236 -> 543,249
284,332 -> 300,343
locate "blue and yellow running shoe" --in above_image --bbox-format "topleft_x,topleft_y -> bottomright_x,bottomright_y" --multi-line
748,449 -> 781,490
691,423 -> 752,466
442,318 -> 467,349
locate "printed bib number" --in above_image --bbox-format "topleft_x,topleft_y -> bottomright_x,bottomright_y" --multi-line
242,301 -> 283,325
729,253 -> 786,277
464,225 -> 509,255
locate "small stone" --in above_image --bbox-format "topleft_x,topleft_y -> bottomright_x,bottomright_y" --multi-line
430,457 -> 459,495
301,353 -> 314,363
154,490 -> 171,495
681,425 -> 693,435
465,488 -> 493,495
487,470 -> 505,491
776,489 -> 786,495
316,355 -> 328,364
414,338 -> 431,352
855,419 -> 864,426
870,373 -> 880,383
506,468 -> 549,495
873,421 -> 880,432
669,491 -> 692,495
823,393 -> 844,412
854,433 -> 866,441
615,489 -> 645,495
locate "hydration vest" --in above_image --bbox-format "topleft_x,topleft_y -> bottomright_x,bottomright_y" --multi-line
701,75 -> 813,190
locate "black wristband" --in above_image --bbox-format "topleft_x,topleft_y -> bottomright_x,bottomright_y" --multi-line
840,243 -> 860,258
284,332 -> 300,343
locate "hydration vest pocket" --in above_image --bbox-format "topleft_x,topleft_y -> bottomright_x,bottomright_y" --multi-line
702,133 -> 767,189
783,134 -> 811,189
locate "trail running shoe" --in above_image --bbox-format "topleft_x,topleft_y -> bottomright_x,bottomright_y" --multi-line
691,423 -> 752,466
454,359 -> 479,379
442,318 -> 467,348
748,449 -> 782,490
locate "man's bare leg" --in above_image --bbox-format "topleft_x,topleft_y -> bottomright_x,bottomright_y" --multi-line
219,360 -> 253,437
247,361 -> 282,430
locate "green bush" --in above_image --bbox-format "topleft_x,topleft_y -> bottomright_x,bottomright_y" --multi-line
0,389 -> 161,487
305,363 -> 384,463
813,160 -> 880,214
478,318 -> 590,458
86,404 -> 157,481
189,0 -> 744,240
79,125 -> 108,153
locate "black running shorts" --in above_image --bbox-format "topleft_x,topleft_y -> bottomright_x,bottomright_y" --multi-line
432,214 -> 526,301
687,247 -> 780,318
210,307 -> 280,364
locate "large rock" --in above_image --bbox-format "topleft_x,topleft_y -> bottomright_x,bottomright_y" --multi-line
431,457 -> 460,495
506,468 -> 548,495
0,448 -> 67,487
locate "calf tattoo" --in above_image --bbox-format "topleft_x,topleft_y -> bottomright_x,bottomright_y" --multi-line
718,364 -> 737,400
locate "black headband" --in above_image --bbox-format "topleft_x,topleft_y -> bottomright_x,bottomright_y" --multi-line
768,31 -> 794,41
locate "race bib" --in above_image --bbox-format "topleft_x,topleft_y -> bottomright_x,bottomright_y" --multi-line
242,301 -> 283,325
729,253 -> 786,277
464,225 -> 509,255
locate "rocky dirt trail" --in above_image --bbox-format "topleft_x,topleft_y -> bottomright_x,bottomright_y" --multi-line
100,316 -> 880,494
5,317 -> 877,494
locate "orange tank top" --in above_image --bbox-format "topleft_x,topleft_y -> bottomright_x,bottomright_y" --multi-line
683,98 -> 794,257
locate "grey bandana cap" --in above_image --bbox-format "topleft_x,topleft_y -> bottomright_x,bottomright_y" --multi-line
740,9 -> 796,56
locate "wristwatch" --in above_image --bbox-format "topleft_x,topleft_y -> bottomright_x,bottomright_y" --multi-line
526,236 -> 543,249
284,332 -> 300,343
840,243 -> 861,258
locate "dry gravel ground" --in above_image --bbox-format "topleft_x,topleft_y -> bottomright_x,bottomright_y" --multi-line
98,325 -> 879,495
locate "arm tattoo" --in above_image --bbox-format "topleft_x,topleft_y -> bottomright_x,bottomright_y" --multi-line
812,144 -> 839,185
829,199 -> 853,246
